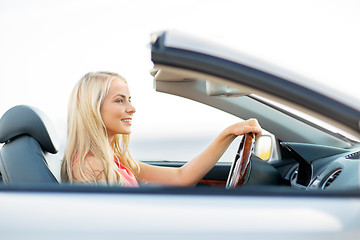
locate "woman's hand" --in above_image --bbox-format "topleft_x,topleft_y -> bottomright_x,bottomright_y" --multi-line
224,118 -> 263,140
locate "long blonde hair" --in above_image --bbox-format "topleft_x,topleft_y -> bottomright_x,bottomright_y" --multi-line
61,71 -> 139,184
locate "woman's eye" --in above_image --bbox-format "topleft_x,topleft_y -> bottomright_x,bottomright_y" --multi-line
116,99 -> 123,103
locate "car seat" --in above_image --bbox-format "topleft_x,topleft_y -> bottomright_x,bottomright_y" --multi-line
0,105 -> 59,183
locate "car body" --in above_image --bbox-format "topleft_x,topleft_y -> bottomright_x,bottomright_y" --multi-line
1,30 -> 360,239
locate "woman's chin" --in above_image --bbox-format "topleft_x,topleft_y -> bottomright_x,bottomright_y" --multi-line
119,129 -> 131,135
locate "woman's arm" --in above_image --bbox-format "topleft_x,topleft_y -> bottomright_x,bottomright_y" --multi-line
136,119 -> 262,186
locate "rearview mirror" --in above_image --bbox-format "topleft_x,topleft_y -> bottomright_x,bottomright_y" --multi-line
206,81 -> 246,97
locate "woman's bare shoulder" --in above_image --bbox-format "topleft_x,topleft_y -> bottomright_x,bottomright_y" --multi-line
73,155 -> 105,181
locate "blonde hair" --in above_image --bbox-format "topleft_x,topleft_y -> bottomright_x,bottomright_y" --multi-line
61,71 -> 139,184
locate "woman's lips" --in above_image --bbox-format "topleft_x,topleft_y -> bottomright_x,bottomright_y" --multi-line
121,118 -> 132,124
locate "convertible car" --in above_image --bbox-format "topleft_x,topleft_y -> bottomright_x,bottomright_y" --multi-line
0,30 -> 360,239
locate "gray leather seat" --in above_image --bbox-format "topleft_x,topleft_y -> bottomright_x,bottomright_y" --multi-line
0,105 -> 59,183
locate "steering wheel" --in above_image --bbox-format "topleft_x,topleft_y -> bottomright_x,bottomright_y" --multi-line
226,133 -> 255,188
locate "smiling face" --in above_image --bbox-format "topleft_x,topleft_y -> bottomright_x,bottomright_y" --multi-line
100,78 -> 136,141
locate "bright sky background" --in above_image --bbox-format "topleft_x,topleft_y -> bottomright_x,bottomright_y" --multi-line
1,0 -> 360,160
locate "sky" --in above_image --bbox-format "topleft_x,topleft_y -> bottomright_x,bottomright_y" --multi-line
1,0 -> 360,160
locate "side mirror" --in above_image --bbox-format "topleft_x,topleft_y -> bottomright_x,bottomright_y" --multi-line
253,135 -> 273,161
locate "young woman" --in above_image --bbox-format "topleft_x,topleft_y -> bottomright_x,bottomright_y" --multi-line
61,71 -> 262,186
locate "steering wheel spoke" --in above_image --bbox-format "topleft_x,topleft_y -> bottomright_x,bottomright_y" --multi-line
226,133 -> 255,188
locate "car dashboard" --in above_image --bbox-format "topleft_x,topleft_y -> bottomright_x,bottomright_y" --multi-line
281,143 -> 360,191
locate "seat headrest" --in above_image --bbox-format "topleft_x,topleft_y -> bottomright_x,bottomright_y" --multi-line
0,105 -> 59,154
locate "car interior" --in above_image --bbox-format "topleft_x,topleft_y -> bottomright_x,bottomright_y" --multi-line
1,68 -> 359,193
149,65 -> 360,191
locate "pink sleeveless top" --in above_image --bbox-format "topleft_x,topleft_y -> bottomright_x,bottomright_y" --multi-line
113,157 -> 139,187
73,155 -> 138,187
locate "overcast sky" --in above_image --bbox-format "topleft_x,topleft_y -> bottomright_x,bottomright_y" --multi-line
1,0 -> 360,144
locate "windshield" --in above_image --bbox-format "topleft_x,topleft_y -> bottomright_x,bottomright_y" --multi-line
250,94 -> 360,143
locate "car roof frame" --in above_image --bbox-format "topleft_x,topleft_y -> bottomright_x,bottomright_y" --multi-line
151,31 -> 360,139
152,64 -> 353,148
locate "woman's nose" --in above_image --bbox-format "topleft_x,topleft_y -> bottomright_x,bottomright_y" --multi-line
126,103 -> 136,114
